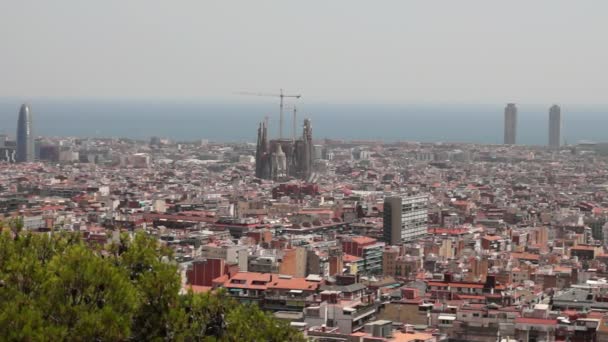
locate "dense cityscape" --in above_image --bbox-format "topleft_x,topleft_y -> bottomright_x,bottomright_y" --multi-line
4,100 -> 608,341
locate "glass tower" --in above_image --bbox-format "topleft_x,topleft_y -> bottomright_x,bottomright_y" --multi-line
16,104 -> 34,163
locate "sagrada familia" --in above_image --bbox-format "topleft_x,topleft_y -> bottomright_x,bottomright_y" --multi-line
255,118 -> 313,181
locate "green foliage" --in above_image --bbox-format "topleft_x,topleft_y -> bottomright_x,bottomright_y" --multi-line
0,231 -> 305,341
180,290 -> 306,342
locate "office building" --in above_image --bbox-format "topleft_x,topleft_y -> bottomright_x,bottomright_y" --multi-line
16,104 -> 34,162
504,103 -> 517,145
383,195 -> 428,245
549,104 -> 561,149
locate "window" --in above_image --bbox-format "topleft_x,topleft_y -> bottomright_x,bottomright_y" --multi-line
473,313 -> 480,317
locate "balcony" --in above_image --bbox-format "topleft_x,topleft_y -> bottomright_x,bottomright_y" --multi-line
304,307 -> 320,318
349,303 -> 379,321
264,300 -> 306,311
263,294 -> 312,311
351,306 -> 379,331
227,289 -> 264,300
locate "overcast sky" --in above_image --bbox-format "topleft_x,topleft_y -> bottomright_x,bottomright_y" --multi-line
1,1 -> 607,104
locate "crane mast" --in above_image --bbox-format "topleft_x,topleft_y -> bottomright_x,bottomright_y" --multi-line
279,89 -> 284,139
236,89 -> 301,139
292,105 -> 297,142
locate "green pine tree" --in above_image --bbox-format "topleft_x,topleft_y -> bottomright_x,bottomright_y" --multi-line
0,230 -> 306,341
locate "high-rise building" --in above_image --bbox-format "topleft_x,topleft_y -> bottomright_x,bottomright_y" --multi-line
16,104 -> 34,163
549,104 -> 561,149
383,194 -> 428,245
504,103 -> 517,145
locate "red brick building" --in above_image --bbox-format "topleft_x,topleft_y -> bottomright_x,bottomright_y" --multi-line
187,258 -> 227,287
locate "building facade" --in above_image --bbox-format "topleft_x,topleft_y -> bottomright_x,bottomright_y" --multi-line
549,104 -> 561,149
383,195 -> 429,245
16,104 -> 34,162
504,103 -> 517,145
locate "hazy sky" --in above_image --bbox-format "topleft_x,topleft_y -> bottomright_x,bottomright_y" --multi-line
1,1 -> 607,104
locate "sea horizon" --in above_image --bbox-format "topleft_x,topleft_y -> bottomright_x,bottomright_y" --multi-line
0,98 -> 607,145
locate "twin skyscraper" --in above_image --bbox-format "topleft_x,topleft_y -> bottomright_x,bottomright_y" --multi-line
503,103 -> 562,148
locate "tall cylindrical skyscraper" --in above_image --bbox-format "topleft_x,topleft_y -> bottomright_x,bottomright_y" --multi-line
548,104 -> 561,149
504,103 -> 517,145
16,104 -> 34,163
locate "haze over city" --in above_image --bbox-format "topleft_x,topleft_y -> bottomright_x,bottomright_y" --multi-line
4,2 -> 608,342
1,0 -> 608,104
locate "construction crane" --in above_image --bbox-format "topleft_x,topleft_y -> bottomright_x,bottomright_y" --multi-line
282,104 -> 298,142
236,89 -> 301,139
292,105 -> 297,142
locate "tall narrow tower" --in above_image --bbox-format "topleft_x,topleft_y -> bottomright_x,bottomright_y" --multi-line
504,103 -> 517,145
255,120 -> 270,179
302,118 -> 313,179
16,104 -> 34,163
548,104 -> 561,149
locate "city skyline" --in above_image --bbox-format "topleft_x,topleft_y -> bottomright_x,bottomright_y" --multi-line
4,2 -> 608,341
0,100 -> 597,147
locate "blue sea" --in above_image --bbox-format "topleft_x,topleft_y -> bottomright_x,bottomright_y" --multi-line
0,98 -> 606,145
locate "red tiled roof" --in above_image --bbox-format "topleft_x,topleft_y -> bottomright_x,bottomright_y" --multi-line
343,254 -> 363,263
222,272 -> 272,290
350,236 -> 377,245
267,277 -> 322,291
230,272 -> 272,282
455,294 -> 486,300
212,274 -> 229,284
188,285 -> 212,293
511,252 -> 540,261
515,318 -> 557,325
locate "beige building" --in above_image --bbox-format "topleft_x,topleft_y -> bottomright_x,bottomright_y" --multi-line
279,247 -> 307,277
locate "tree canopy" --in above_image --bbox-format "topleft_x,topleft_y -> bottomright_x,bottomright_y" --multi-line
0,227 -> 305,341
